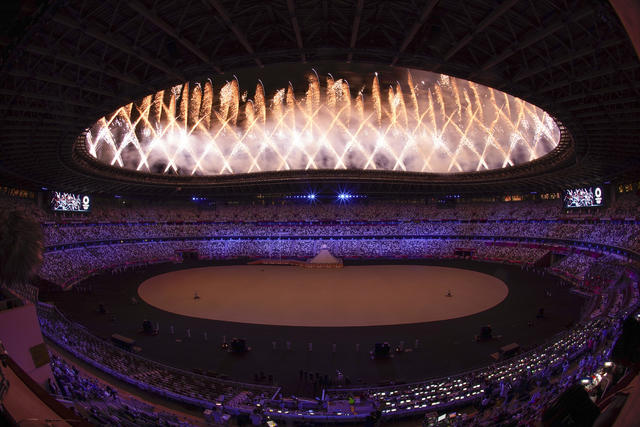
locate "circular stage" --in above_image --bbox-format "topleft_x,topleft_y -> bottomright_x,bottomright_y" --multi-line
138,265 -> 509,327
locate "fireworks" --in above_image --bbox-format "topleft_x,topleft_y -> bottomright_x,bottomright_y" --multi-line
85,69 -> 559,175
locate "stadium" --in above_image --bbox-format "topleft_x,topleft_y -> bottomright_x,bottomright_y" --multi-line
0,0 -> 639,426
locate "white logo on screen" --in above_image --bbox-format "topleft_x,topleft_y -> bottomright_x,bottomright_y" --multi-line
82,195 -> 90,211
594,187 -> 602,205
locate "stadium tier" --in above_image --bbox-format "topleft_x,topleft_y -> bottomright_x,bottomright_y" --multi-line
0,193 -> 638,425
1,1 -> 640,425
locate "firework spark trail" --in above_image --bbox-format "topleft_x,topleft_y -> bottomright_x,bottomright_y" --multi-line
409,105 -> 437,171
451,78 -> 462,122
494,95 -> 536,167
86,132 -> 97,157
179,83 -> 189,130
326,75 -> 336,111
288,98 -> 324,168
245,107 -> 293,172
255,81 -> 266,125
191,115 -> 234,175
229,78 -> 239,126
474,105 -> 505,171
372,73 -> 382,127
166,92 -> 176,132
439,110 -> 465,172
422,89 -> 438,171
469,82 -> 483,123
161,97 -> 181,173
407,71 -> 420,123
189,84 -> 202,130
307,70 -> 321,117
280,93 -> 332,169
363,107 -> 409,171
86,70 -> 559,176
387,86 -> 396,126
151,90 -> 164,126
341,80 -> 351,128
209,109 -> 257,174
305,104 -> 352,170
286,83 -> 296,129
137,97 -> 191,173
333,111 -> 377,169
448,92 -> 483,172
355,92 -> 364,122
101,114 -> 125,167
123,103 -> 154,171
396,82 -> 408,129
200,81 -> 213,130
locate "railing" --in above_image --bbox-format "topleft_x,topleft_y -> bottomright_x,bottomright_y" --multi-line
6,282 -> 39,303
36,302 -> 280,407
319,309 -> 631,420
326,327 -> 577,395
0,292 -> 23,313
34,296 -> 638,422
58,257 -> 178,289
32,233 -> 640,420
327,320 -> 600,396
260,313 -> 628,421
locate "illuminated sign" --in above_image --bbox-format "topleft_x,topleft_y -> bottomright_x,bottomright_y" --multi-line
563,186 -> 605,209
50,192 -> 91,212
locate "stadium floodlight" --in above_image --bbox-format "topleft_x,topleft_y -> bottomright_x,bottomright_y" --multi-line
307,193 -> 316,200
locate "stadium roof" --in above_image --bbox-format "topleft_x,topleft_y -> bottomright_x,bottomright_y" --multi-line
0,0 -> 638,197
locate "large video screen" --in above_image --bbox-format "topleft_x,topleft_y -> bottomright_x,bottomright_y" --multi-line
563,186 -> 605,209
50,191 -> 91,212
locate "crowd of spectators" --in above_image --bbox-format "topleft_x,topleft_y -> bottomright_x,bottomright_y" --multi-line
29,195 -> 640,274
5,192 -> 640,266
4,193 -> 640,422
552,254 -> 597,282
324,315 -> 619,426
585,256 -> 628,288
473,244 -> 548,264
49,354 -> 198,426
38,217 -> 640,250
38,303 -> 278,411
33,193 -> 640,289
38,297 -> 631,425
38,238 -> 562,287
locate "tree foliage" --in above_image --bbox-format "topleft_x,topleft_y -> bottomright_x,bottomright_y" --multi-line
0,210 -> 43,286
